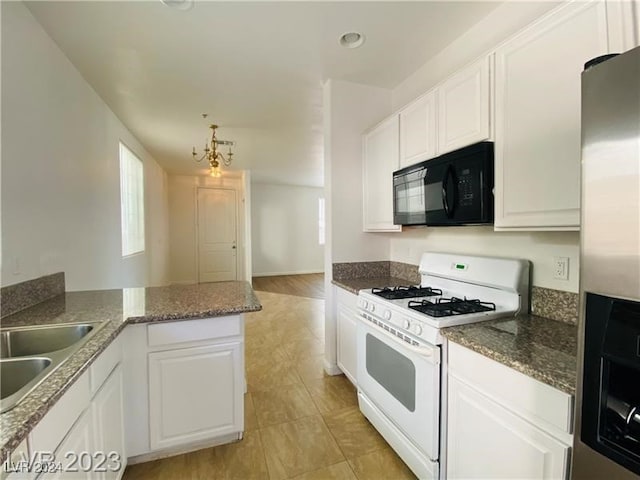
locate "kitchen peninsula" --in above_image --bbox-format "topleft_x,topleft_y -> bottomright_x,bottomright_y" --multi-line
0,275 -> 262,472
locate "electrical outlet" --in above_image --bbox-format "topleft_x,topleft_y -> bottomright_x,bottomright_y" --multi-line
553,256 -> 569,281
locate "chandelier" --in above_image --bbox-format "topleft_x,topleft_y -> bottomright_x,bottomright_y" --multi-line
192,114 -> 235,177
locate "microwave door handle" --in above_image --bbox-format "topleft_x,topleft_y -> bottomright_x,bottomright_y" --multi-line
442,165 -> 457,218
442,168 -> 450,217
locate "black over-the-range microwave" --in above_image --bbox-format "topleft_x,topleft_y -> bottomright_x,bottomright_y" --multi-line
392,141 -> 494,226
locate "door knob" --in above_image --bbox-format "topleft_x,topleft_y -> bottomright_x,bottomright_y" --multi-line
232,245 -> 236,249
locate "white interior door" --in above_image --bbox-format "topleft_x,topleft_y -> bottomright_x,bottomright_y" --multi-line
197,188 -> 237,283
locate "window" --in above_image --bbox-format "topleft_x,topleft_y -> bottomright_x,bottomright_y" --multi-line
318,197 -> 325,245
119,143 -> 145,256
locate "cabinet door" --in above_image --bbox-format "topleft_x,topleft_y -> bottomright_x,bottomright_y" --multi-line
336,290 -> 358,386
91,365 -> 126,480
438,56 -> 491,155
148,342 -> 243,451
447,376 -> 570,480
399,91 -> 437,168
494,1 -> 611,230
42,409 -> 94,480
363,115 -> 402,232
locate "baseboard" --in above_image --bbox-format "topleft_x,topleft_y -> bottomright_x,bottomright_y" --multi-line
127,432 -> 242,465
323,360 -> 343,376
253,270 -> 324,277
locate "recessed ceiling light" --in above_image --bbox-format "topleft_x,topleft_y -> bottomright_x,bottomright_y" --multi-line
160,0 -> 194,11
339,32 -> 365,49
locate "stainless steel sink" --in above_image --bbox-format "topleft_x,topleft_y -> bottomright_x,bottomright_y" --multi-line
1,357 -> 52,400
0,323 -> 97,358
0,322 -> 105,413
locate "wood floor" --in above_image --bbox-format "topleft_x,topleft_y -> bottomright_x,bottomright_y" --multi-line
123,289 -> 415,480
252,273 -> 324,299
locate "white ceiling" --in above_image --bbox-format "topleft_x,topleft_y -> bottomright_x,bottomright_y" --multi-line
25,1 -> 503,187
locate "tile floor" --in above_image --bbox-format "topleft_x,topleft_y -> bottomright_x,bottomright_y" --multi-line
123,290 -> 416,480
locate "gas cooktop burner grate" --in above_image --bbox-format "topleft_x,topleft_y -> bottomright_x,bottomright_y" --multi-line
408,297 -> 497,318
371,286 -> 443,300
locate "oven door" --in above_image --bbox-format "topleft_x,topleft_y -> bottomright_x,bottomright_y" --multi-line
356,314 -> 440,461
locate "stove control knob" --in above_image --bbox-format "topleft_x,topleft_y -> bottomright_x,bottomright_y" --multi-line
369,304 -> 376,313
383,310 -> 392,320
361,299 -> 368,309
403,319 -> 411,329
413,324 -> 423,336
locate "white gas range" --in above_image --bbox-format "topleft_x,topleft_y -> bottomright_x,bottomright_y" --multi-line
356,252 -> 530,479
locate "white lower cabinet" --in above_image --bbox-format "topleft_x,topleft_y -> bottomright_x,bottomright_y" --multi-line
148,342 -> 243,451
447,377 -> 570,480
91,366 -> 126,480
36,362 -> 125,480
42,409 -> 95,480
336,288 -> 358,385
124,315 -> 245,458
447,343 -> 573,480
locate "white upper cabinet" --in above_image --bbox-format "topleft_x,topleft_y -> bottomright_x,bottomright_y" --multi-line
438,56 -> 492,155
494,0 -> 618,230
399,90 -> 437,168
363,115 -> 402,232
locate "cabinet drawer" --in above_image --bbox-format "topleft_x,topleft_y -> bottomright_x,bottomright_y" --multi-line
90,335 -> 122,396
448,342 -> 573,435
29,373 -> 90,455
147,316 -> 241,347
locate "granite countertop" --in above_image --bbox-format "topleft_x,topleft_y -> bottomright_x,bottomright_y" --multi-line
442,314 -> 577,395
0,281 -> 262,463
332,276 -> 416,295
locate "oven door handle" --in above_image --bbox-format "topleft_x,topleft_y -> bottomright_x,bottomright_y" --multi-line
357,314 -> 440,364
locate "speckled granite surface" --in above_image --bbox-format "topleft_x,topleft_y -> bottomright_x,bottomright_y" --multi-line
531,286 -> 578,324
443,314 -> 577,395
0,281 -> 261,463
332,261 -> 391,280
333,261 -> 420,284
390,262 -> 420,284
1,272 -> 65,318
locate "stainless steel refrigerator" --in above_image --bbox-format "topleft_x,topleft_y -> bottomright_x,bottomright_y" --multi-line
573,46 -> 640,479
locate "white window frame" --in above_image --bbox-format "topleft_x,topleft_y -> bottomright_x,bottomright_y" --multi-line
119,142 -> 145,257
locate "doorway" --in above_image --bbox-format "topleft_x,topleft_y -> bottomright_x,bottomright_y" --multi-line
197,187 -> 237,283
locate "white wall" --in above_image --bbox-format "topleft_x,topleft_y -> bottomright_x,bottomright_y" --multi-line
392,227 -> 579,292
323,79 -> 394,373
251,183 -> 324,276
389,0 -> 579,293
324,79 -> 393,265
168,174 -> 248,285
1,2 -> 170,291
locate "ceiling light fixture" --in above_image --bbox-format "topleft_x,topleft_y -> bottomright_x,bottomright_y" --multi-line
160,0 -> 194,11
339,32 -> 365,49
192,114 -> 235,177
